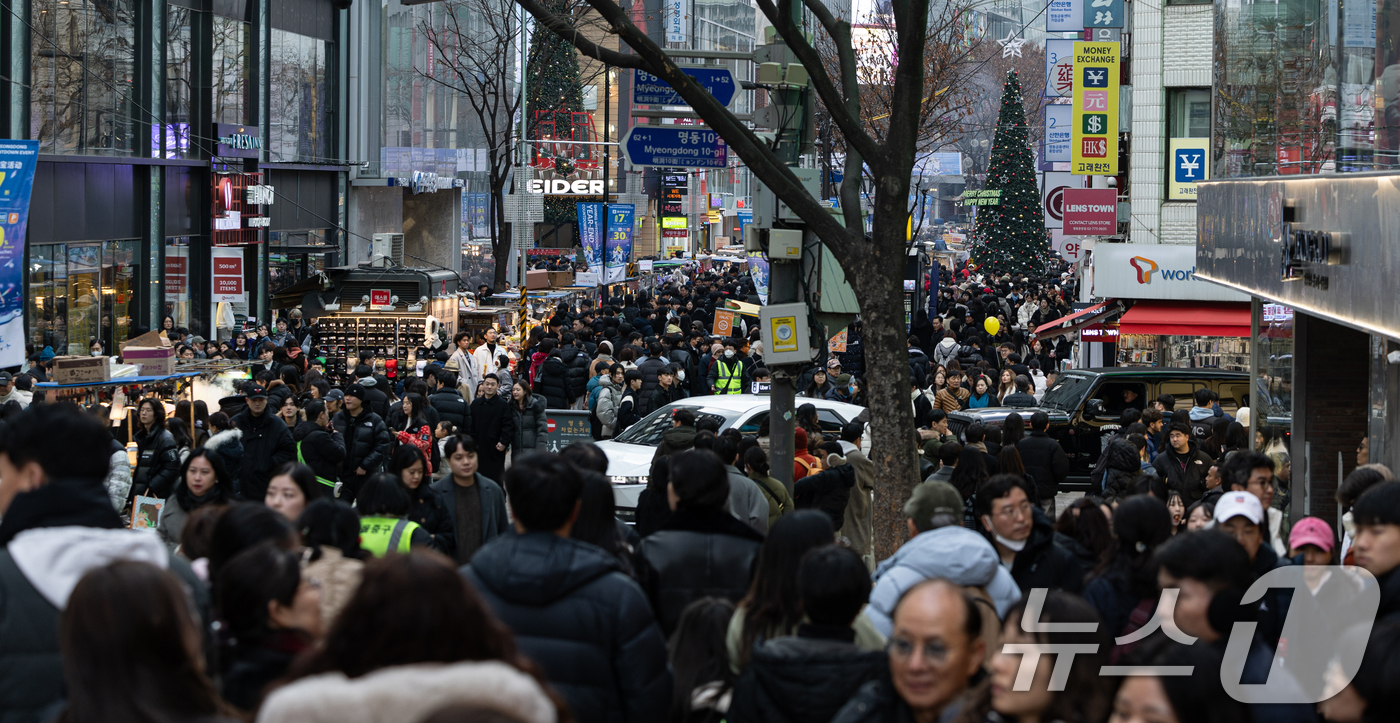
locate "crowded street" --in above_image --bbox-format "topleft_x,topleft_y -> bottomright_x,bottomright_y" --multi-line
1,0 -> 1398,720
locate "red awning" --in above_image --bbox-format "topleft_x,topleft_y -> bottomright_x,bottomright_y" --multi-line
1117,301 -> 1252,337
1034,299 -> 1125,339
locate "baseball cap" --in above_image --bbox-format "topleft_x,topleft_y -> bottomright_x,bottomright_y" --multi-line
0,372 -> 12,385
1289,516 -> 1335,553
904,480 -> 964,531
346,384 -> 368,401
827,358 -> 842,369
246,385 -> 268,400
190,335 -> 206,344
1214,491 -> 1264,526
324,389 -> 345,401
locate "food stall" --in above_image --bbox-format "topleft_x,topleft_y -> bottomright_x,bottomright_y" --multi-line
272,266 -> 461,386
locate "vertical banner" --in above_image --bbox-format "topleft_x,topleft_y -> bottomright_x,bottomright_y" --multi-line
1085,0 -> 1124,27
165,248 -> 188,302
1071,42 -> 1120,176
468,193 -> 490,238
0,140 -> 39,368
211,248 -> 247,303
604,204 -> 635,284
1044,39 -> 1075,97
1041,105 -> 1073,169
747,251 -> 770,305
1168,138 -> 1211,200
576,202 -> 606,279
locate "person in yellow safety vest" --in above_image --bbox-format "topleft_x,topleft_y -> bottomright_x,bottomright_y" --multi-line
355,473 -> 432,557
709,339 -> 748,395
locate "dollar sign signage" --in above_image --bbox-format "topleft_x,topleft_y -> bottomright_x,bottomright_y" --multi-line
1071,42 -> 1119,176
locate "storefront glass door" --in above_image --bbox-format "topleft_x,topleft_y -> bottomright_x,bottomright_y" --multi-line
26,240 -> 138,358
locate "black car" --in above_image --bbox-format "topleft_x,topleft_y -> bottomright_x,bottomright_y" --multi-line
947,368 -> 1267,490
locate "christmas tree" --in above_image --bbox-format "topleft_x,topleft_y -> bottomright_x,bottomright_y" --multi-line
968,70 -> 1052,275
526,0 -> 587,229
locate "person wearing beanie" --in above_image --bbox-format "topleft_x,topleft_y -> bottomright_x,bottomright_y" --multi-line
331,384 -> 391,502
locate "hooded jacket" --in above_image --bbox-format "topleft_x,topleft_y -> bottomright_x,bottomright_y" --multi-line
727,625 -> 887,723
793,459 -> 856,530
255,661 -> 560,723
512,394 -> 548,451
636,506 -> 765,636
653,424 -> 697,460
203,428 -> 244,493
533,353 -> 572,410
331,408 -> 392,483
293,419 -> 346,486
1099,438 -> 1143,498
131,424 -> 181,499
866,525 -> 1021,636
559,344 -> 592,402
933,337 -> 961,368
0,479 -> 210,723
428,386 -> 470,430
466,533 -> 672,723
594,376 -> 624,437
1016,431 -> 1069,502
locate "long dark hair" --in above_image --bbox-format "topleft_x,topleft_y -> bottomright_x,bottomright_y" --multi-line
1000,592 -> 1111,723
173,448 -> 233,512
736,511 -> 835,668
283,551 -> 529,680
136,398 -> 165,434
668,598 -> 737,723
166,417 -> 194,451
571,471 -> 633,576
216,542 -> 305,643
1002,413 -> 1025,446
297,499 -> 369,562
59,561 -> 229,723
511,380 -> 534,411
401,392 -> 428,429
1093,495 -> 1172,601
1055,497 -> 1114,567
947,446 -> 989,499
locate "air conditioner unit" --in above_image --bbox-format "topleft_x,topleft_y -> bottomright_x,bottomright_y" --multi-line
370,233 -> 404,267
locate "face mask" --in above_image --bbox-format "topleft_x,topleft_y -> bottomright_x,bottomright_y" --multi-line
91,350 -> 103,356
724,350 -> 735,358
994,533 -> 1028,552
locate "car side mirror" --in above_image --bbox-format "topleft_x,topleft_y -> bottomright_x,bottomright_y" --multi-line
1085,398 -> 1105,416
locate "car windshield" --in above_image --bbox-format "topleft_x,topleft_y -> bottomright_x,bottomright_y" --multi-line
1040,373 -> 1096,412
612,404 -> 731,446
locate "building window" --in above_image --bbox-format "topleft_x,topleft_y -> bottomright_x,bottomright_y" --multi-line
1168,89 -> 1211,139
268,30 -> 331,163
30,0 -> 139,155
164,7 -> 196,159
213,17 -> 252,126
28,240 -> 137,356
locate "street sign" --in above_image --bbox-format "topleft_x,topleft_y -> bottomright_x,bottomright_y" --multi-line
1062,188 -> 1117,235
1047,0 -> 1084,31
633,67 -> 738,106
1051,230 -> 1083,262
623,126 -> 728,168
1085,0 -> 1124,28
1071,42 -> 1120,175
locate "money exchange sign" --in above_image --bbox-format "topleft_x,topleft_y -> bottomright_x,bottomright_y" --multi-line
1071,42 -> 1120,176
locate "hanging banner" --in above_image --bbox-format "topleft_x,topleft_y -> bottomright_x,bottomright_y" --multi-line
747,251 -> 770,305
468,193 -> 490,238
0,140 -> 39,368
712,309 -> 736,337
577,202 -> 606,279
1071,42 -> 1120,176
1085,0 -> 1124,27
1042,105 -> 1073,170
211,248 -> 247,303
604,204 -> 635,284
1168,138 -> 1210,201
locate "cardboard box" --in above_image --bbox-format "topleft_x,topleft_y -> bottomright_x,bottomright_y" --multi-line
51,355 -> 111,385
525,270 -> 550,290
548,271 -> 575,287
120,329 -> 170,352
122,346 -> 176,377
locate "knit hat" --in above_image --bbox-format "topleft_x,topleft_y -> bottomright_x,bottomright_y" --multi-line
346,384 -> 368,401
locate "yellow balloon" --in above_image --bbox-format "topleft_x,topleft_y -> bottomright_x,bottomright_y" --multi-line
984,317 -> 1000,335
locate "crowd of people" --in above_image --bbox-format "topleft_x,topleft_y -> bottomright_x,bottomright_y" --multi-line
2,260 -> 1399,723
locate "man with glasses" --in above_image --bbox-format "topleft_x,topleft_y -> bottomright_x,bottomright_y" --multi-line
975,474 -> 1085,595
832,579 -> 989,723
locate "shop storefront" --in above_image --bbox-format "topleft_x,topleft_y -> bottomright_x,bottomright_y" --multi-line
1197,172 -> 1400,527
1092,243 -> 1252,369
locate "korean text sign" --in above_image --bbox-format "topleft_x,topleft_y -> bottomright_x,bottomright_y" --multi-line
603,204 -> 635,284
1071,42 -> 1120,176
1168,138 -> 1210,201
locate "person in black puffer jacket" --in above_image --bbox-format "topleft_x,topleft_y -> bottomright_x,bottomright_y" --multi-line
559,334 -> 592,406
728,546 -> 885,723
389,444 -> 456,556
1099,437 -> 1144,498
532,342 -> 571,410
428,369 -> 470,429
839,321 -> 865,379
231,386 -> 297,502
466,454 -> 671,723
635,450 -> 765,636
794,459 -> 856,532
510,381 -> 549,454
291,400 -> 345,487
131,398 -> 181,499
331,385 -> 392,501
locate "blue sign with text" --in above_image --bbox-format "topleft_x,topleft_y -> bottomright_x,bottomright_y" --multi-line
622,127 -> 728,169
604,205 -> 636,284
0,140 -> 38,367
633,67 -> 738,106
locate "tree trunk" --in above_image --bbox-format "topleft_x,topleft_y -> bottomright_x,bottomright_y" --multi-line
836,225 -> 919,563
493,189 -> 510,293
